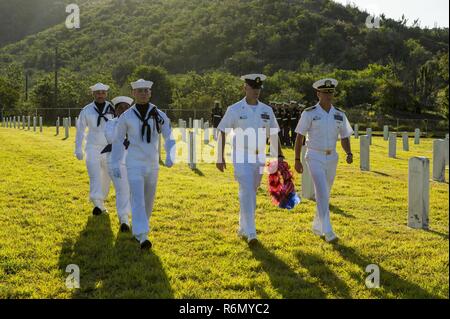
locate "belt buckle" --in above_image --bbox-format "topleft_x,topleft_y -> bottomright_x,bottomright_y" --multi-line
325,150 -> 331,155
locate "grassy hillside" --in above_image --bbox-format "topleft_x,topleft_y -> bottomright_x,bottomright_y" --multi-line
0,126 -> 448,298
0,0 -> 447,75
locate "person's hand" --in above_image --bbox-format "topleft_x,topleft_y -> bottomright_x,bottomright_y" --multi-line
346,153 -> 353,164
216,159 -> 226,172
75,150 -> 84,161
295,160 -> 303,174
165,155 -> 174,168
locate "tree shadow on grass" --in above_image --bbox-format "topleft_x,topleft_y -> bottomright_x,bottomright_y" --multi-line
59,214 -> 173,298
330,242 -> 442,299
249,243 -> 326,298
191,168 -> 204,177
295,251 -> 352,298
330,204 -> 355,219
372,171 -> 390,177
425,229 -> 449,240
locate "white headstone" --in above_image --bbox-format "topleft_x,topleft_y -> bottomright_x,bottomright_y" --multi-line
432,139 -> 446,182
193,119 -> 200,136
22,116 -> 25,129
204,123 -> 210,144
64,118 -> 69,139
408,157 -> 429,230
301,147 -> 315,201
366,128 -> 372,145
360,135 -> 370,171
445,134 -> 449,166
383,125 -> 389,141
388,132 -> 396,158
39,117 -> 43,133
402,132 -> 409,151
181,127 -> 186,142
56,117 -> 60,136
27,116 -> 30,130
414,129 -> 420,144
188,131 -> 196,169
13,116 -> 16,129
189,118 -> 192,129
33,116 -> 37,132
68,117 -> 72,128
354,124 -> 359,139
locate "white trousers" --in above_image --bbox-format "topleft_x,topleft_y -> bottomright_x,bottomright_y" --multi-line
305,152 -> 338,235
85,147 -> 111,210
127,166 -> 159,238
234,163 -> 264,238
108,162 -> 131,224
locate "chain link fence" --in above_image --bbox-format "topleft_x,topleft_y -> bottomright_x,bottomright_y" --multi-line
1,108 -> 448,136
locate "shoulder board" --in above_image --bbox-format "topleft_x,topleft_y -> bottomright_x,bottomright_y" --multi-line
304,106 -> 316,112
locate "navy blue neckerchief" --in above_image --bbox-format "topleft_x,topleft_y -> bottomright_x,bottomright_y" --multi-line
132,104 -> 164,143
94,102 -> 114,127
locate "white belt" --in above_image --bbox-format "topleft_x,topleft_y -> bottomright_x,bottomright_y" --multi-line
307,147 -> 335,155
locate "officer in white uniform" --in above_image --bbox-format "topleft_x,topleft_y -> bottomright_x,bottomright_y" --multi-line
294,78 -> 353,243
103,96 -> 134,232
216,74 -> 284,246
111,79 -> 176,250
75,83 -> 115,215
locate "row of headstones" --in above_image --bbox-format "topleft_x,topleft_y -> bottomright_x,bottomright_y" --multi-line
55,117 -> 74,139
178,119 -> 212,145
355,124 -> 422,147
359,133 -> 449,179
1,116 -> 78,137
178,118 -> 208,130
301,148 -> 447,231
1,116 -> 44,132
356,124 -> 449,177
3,115 -> 200,171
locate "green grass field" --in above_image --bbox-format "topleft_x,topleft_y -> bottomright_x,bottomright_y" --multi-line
0,126 -> 448,299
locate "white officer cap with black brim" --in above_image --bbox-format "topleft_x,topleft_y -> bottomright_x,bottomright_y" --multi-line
313,78 -> 338,93
240,74 -> 267,89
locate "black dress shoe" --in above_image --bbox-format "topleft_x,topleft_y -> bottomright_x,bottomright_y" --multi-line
140,240 -> 152,250
92,207 -> 103,216
120,223 -> 130,232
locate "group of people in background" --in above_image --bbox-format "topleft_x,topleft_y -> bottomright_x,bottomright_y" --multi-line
212,100 -> 306,148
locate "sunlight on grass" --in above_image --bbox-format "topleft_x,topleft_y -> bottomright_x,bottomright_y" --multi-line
0,127 -> 448,299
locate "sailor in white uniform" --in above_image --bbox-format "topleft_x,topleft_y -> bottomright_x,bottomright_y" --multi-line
111,79 -> 176,250
294,78 -> 353,243
216,74 -> 284,246
75,83 -> 115,215
103,96 -> 134,232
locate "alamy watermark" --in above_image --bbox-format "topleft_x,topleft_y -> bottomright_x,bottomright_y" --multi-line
365,264 -> 380,289
65,264 -> 80,289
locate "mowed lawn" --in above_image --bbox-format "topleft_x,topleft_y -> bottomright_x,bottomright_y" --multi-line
0,126 -> 448,299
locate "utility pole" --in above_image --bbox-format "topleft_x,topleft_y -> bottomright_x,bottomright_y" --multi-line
25,71 -> 29,101
54,46 -> 58,109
